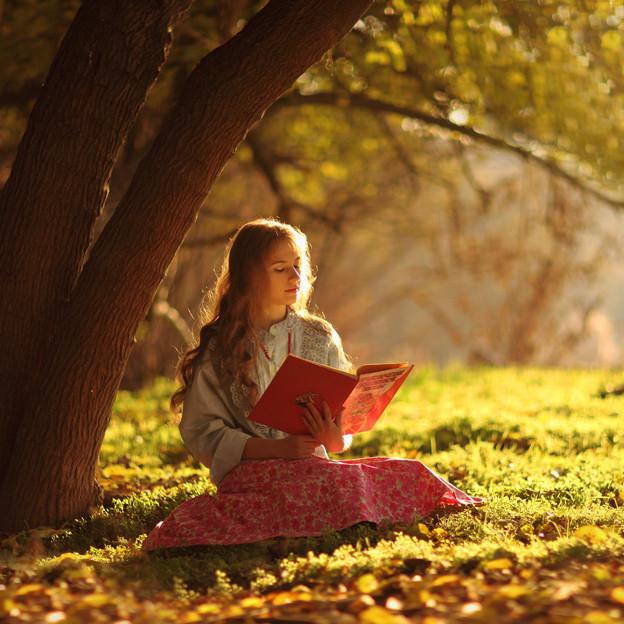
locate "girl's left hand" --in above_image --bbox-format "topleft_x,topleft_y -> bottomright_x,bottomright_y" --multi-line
301,400 -> 346,453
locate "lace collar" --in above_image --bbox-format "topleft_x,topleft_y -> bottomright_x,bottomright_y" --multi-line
256,308 -> 296,345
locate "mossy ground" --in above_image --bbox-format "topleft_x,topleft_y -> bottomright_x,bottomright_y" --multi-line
2,367 -> 624,623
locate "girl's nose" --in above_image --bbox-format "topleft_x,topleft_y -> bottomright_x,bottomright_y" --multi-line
289,267 -> 300,281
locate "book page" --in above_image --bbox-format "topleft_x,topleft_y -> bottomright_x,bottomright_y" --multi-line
341,365 -> 413,434
355,362 -> 409,376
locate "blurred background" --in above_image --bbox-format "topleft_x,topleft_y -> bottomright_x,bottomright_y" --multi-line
2,0 -> 624,387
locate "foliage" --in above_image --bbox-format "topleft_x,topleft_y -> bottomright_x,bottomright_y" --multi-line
4,2 -> 622,382
4,1 -> 623,193
120,0 -> 624,380
3,367 -> 624,622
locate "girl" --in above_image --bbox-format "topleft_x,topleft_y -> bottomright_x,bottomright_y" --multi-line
142,219 -> 480,550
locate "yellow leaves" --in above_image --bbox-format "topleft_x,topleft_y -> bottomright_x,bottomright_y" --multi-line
319,161 -> 348,181
238,596 -> 264,609
225,604 -> 247,617
381,40 -> 407,72
99,464 -> 140,481
517,523 -> 534,539
430,574 -> 461,587
547,26 -> 570,47
364,50 -> 391,66
196,603 -> 221,614
355,573 -> 380,595
270,589 -> 313,605
493,583 -> 530,600
413,3 -> 444,26
601,30 -> 623,52
359,605 -> 410,624
0,594 -> 18,619
574,525 -> 609,544
75,592 -> 112,608
15,583 -> 47,596
506,70 -> 527,87
396,522 -> 446,542
401,11 -> 415,27
583,611 -> 621,624
483,558 -> 513,571
611,587 -> 624,604
415,523 -> 430,538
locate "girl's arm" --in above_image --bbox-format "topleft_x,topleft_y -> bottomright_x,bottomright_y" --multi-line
243,435 -> 319,460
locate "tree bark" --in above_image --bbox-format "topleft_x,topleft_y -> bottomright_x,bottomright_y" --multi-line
0,0 -> 374,531
0,0 -> 191,479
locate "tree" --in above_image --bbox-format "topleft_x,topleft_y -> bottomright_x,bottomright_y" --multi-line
0,0 -> 374,532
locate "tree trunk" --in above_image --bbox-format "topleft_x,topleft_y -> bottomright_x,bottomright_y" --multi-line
0,0 -> 191,478
0,0 -> 374,531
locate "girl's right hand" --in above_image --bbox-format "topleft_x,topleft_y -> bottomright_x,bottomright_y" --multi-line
279,434 -> 319,459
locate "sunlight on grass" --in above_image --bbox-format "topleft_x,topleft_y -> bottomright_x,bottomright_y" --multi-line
3,367 -> 624,622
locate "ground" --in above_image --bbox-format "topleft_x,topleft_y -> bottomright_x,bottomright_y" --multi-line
2,367 -> 624,623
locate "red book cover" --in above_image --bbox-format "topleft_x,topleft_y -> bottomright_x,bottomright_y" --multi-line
248,355 -> 413,436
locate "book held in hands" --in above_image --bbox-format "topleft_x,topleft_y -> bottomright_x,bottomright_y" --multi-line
248,355 -> 414,436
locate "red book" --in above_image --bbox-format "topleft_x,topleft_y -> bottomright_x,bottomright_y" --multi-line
248,355 -> 414,436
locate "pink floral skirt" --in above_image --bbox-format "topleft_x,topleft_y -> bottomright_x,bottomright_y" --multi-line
142,457 -> 482,550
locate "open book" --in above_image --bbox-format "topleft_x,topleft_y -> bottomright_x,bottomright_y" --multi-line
248,355 -> 414,436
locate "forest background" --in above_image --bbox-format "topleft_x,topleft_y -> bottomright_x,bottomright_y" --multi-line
3,0 -> 624,393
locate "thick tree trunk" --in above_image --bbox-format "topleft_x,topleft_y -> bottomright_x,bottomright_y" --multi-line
0,0 -> 191,478
0,0 -> 374,531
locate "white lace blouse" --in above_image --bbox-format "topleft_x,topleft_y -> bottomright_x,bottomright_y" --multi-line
179,310 -> 349,485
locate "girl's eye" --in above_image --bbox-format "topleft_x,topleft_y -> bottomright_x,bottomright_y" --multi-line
275,268 -> 284,273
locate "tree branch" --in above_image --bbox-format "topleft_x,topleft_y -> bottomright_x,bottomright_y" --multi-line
245,128 -> 295,221
445,0 -> 458,66
279,91 -> 624,209
375,114 -> 420,187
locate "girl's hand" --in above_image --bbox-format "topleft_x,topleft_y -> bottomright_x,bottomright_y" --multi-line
278,434 -> 319,459
301,401 -> 346,453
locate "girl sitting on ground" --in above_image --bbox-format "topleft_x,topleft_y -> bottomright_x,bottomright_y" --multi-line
143,218 -> 480,550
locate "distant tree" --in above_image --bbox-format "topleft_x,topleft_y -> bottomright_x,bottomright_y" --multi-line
0,0 -> 374,532
314,143 -> 617,365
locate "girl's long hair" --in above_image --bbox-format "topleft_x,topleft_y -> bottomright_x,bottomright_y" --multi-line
171,218 -> 318,414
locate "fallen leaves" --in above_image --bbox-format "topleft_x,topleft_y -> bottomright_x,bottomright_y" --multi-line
483,558 -> 513,571
4,550 -> 624,624
359,605 -> 410,623
575,525 -> 610,545
611,587 -> 624,604
4,371 -> 624,623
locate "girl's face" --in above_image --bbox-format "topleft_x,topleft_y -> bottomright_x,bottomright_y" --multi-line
261,238 -> 302,313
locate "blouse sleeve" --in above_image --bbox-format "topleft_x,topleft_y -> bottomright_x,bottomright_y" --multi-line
179,359 -> 252,484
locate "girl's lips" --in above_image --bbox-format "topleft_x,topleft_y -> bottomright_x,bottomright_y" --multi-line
286,287 -> 299,293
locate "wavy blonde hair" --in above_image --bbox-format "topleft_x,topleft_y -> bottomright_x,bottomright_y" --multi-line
171,218 -> 319,414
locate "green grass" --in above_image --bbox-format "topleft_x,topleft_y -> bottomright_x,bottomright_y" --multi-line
3,367 -> 624,623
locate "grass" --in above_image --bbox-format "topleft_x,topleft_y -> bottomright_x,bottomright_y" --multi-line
2,366 -> 624,623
